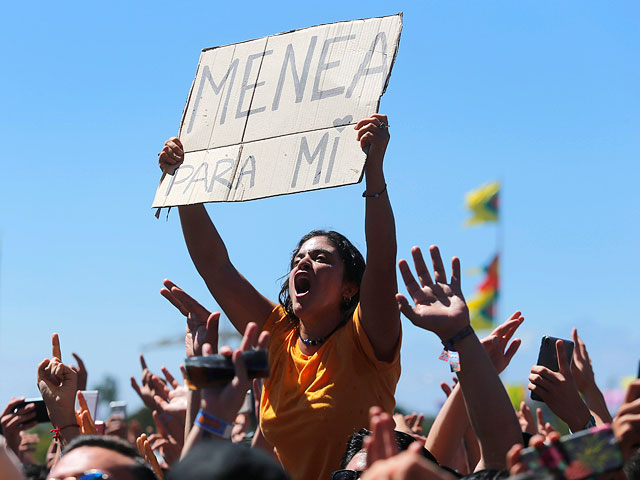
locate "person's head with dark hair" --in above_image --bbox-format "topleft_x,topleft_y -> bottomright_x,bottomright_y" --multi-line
167,440 -> 290,480
22,463 -> 48,480
279,230 -> 365,323
624,449 -> 640,480
340,428 -> 438,471
460,469 -> 509,480
47,435 -> 157,480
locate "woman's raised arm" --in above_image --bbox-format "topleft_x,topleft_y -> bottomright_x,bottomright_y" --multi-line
159,137 -> 276,333
355,115 -> 401,362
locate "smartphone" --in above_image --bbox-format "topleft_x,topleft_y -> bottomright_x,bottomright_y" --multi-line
531,336 -> 574,401
109,401 -> 127,420
14,398 -> 50,423
520,425 -> 623,479
0,398 -> 50,435
184,350 -> 269,390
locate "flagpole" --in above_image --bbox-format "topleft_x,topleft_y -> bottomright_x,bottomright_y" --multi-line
496,178 -> 504,325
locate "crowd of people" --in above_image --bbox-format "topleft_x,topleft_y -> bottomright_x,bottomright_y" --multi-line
1,114 -> 639,480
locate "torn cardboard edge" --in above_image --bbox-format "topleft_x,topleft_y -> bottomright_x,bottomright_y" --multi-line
153,12 -> 402,212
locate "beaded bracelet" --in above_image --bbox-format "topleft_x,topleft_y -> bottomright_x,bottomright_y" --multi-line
194,410 -> 233,439
362,184 -> 387,198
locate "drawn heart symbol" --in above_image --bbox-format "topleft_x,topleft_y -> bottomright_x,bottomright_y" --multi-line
332,115 -> 353,132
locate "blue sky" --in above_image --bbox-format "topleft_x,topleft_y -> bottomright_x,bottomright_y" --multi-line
1,1 -> 638,416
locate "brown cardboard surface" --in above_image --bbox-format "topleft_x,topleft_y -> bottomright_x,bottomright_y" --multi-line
153,13 -> 402,207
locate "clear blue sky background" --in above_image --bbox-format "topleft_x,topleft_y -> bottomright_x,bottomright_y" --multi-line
1,1 -> 638,417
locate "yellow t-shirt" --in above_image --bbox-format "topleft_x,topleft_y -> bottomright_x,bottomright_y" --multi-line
260,304 -> 401,480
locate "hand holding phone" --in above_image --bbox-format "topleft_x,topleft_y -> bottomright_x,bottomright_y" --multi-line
531,336 -> 574,402
0,397 -> 48,455
528,338 -> 591,432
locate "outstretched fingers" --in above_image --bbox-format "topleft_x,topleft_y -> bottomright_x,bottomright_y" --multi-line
239,322 -> 259,352
161,367 -> 179,389
160,287 -> 188,317
411,246 -> 433,287
139,354 -> 148,372
398,259 -> 426,304
450,256 -> 462,291
429,245 -> 447,284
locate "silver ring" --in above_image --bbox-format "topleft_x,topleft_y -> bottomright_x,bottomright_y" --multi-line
378,122 -> 388,129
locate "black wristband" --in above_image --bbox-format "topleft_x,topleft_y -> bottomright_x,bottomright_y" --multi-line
442,325 -> 474,352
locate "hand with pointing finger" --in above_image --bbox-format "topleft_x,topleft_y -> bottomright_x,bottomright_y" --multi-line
37,333 -> 79,446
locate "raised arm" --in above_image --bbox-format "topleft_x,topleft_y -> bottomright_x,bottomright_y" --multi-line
355,115 -> 401,362
426,312 -> 523,470
571,327 -> 613,425
159,138 -> 275,333
396,246 -> 522,470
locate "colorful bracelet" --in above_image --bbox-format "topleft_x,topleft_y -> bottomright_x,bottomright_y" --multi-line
50,424 -> 79,440
194,410 -> 233,439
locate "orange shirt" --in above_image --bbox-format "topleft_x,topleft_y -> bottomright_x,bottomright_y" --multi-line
260,304 -> 401,480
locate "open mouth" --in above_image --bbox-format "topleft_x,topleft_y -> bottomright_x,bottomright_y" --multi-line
294,274 -> 311,297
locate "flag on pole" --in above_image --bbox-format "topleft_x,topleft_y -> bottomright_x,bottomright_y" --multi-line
465,181 -> 500,226
467,255 -> 499,330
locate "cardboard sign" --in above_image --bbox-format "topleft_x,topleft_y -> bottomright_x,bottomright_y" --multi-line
152,14 -> 402,207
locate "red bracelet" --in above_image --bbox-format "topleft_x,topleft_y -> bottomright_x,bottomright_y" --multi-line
51,424 -> 80,440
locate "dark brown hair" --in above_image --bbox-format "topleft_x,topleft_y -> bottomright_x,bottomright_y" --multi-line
278,230 -> 365,322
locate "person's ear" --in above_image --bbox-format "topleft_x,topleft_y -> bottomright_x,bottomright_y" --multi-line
342,282 -> 358,301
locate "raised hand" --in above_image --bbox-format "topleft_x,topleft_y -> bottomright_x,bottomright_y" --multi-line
535,408 -> 556,437
37,333 -> 79,444
0,398 -> 38,457
18,432 -> 39,464
161,279 -> 220,357
528,340 -> 590,432
362,442 -> 455,480
570,328 -> 596,393
355,114 -> 390,164
136,433 -> 164,479
130,354 -> 166,410
364,406 -> 399,467
158,137 -> 184,173
200,322 -> 270,424
516,401 -> 537,436
151,410 -> 183,464
480,311 -> 524,373
612,379 -> 640,460
71,353 -> 88,391
75,391 -> 96,435
396,246 -> 469,342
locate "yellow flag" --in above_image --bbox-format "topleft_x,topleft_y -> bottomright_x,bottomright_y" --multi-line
465,181 -> 500,226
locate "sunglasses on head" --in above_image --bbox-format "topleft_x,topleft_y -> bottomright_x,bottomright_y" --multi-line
331,469 -> 362,480
50,471 -> 110,480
